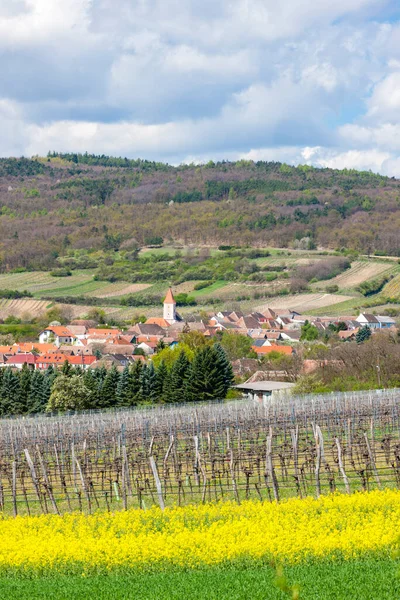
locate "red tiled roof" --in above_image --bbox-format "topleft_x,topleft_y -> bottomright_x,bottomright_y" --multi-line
163,288 -> 175,304
146,317 -> 171,327
42,326 -> 76,338
87,329 -> 123,336
6,353 -> 37,365
252,345 -> 293,355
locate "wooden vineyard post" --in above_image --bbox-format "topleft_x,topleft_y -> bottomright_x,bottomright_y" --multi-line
314,425 -> 327,498
229,448 -> 240,505
194,436 -> 208,504
364,432 -> 381,488
266,427 -> 279,501
54,444 -> 71,511
75,455 -> 91,513
335,438 -> 350,494
149,456 -> 165,511
121,446 -> 129,510
315,427 -> 321,498
291,426 -> 302,498
36,446 -> 59,515
12,461 -> 17,518
24,449 -> 44,512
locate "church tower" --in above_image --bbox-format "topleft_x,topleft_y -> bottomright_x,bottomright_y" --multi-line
163,288 -> 176,323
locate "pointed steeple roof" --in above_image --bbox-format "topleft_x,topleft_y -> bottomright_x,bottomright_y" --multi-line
164,288 -> 176,304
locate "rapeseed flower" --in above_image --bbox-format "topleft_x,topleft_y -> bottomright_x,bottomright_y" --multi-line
0,489 -> 398,572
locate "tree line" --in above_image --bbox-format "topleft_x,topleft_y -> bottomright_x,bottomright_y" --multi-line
0,344 -> 234,416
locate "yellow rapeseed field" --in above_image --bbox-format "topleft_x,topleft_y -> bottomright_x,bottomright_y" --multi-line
0,490 -> 399,572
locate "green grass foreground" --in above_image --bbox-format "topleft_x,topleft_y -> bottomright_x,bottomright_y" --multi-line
0,558 -> 399,600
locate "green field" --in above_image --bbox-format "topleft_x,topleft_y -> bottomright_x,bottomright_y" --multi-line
0,252 -> 398,320
0,558 -> 398,599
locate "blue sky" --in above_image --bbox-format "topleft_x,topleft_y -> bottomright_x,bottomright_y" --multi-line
2,0 -> 400,175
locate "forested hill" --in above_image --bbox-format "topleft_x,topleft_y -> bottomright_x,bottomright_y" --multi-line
0,153 -> 399,271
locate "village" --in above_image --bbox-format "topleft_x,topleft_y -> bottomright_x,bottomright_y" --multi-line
0,288 -> 395,392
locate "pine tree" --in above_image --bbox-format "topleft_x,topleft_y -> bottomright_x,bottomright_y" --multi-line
62,360 -> 73,377
168,351 -> 190,403
99,364 -> 120,408
41,375 -> 52,409
213,343 -> 234,397
356,325 -> 372,344
83,369 -> 100,408
130,360 -> 143,404
141,363 -> 157,401
19,364 -> 32,413
28,370 -> 46,413
185,347 -> 225,403
117,365 -> 134,406
1,368 -> 23,414
153,361 -> 169,403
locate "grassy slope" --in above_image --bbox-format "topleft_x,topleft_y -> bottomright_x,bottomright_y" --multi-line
0,253 -> 397,319
0,559 -> 398,600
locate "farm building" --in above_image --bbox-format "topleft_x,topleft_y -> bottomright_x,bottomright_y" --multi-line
235,380 -> 295,402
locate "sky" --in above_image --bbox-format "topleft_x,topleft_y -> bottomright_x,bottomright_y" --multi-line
2,0 -> 400,174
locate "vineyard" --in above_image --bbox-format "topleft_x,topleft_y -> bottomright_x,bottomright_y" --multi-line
319,260 -> 396,290
2,389 -> 400,517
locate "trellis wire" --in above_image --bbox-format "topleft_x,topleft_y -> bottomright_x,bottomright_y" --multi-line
0,388 -> 399,516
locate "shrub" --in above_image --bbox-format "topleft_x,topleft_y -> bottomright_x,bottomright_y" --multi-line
357,274 -> 392,296
193,281 -> 214,291
50,268 -> 72,277
297,257 -> 350,282
326,284 -> 339,293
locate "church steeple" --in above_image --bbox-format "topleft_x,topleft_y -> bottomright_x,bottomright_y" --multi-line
163,288 -> 176,322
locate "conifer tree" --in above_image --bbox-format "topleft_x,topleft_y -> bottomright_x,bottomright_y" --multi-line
356,325 -> 372,344
19,364 -> 32,413
83,369 -> 100,409
129,360 -> 143,404
99,364 -> 120,408
117,365 -> 134,406
168,351 -> 190,403
41,375 -> 52,409
153,360 -> 169,403
141,363 -> 157,401
62,360 -> 73,377
185,347 -> 225,402
28,370 -> 46,413
213,343 -> 235,397
1,368 -> 23,414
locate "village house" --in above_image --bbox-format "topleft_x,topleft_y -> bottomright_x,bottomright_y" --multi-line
39,325 -> 79,347
356,313 -> 396,329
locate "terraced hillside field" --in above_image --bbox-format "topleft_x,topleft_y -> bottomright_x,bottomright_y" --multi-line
0,271 -> 151,299
382,273 -> 400,298
256,293 -> 354,314
322,261 -> 396,290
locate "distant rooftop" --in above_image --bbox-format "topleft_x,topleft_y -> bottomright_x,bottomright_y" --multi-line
235,381 -> 295,392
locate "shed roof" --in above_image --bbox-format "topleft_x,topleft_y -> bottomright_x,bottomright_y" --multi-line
235,381 -> 295,392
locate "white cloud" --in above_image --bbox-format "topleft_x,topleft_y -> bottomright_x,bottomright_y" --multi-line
0,0 -> 400,176
365,71 -> 400,122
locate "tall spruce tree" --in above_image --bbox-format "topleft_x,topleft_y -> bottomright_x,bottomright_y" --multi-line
1,368 -> 23,414
99,364 -> 120,408
19,364 -> 32,413
213,343 -> 234,397
168,351 -> 190,403
83,369 -> 100,409
116,365 -> 134,406
130,360 -> 143,404
153,360 -> 169,403
141,363 -> 157,401
28,370 -> 46,413
62,360 -> 73,377
185,346 -> 226,402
